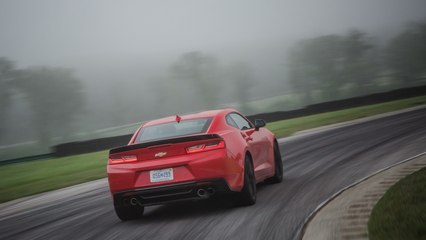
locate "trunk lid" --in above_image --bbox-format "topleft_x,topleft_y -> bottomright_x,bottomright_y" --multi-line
109,134 -> 223,162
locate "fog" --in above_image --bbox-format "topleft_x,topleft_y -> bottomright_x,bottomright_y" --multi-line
2,0 -> 425,63
1,0 -> 426,157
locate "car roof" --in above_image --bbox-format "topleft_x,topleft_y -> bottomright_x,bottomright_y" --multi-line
142,108 -> 237,127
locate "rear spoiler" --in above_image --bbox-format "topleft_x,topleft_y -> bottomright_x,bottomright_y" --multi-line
109,134 -> 222,155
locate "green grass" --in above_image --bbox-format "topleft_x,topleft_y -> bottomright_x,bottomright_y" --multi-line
368,167 -> 426,240
0,151 -> 107,203
0,95 -> 425,203
267,95 -> 426,138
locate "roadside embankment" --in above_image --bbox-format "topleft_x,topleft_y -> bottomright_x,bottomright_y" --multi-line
303,153 -> 426,240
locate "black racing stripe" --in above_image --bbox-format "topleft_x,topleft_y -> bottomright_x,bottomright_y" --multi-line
109,134 -> 222,154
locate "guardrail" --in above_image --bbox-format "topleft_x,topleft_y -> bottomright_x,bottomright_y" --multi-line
52,134 -> 133,157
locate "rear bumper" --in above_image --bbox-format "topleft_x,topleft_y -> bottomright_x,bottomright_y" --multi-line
113,178 -> 232,206
108,149 -> 245,194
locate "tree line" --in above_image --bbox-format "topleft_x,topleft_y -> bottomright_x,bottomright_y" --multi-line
0,60 -> 85,145
287,22 -> 426,104
1,21 -> 425,146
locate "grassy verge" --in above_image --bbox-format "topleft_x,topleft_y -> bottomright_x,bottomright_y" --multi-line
0,151 -> 107,203
0,95 -> 425,203
368,167 -> 426,240
267,95 -> 426,138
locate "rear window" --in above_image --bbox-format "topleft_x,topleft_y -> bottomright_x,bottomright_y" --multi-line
134,117 -> 212,143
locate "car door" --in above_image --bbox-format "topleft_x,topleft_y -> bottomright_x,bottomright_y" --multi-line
228,113 -> 267,178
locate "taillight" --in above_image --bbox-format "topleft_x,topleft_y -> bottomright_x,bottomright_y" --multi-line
186,140 -> 225,154
109,155 -> 138,164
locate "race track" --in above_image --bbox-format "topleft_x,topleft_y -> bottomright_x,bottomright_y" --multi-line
1,108 -> 425,240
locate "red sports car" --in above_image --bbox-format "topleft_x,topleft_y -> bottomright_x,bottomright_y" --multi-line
107,108 -> 283,220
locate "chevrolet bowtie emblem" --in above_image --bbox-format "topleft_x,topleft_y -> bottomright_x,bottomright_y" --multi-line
154,152 -> 167,158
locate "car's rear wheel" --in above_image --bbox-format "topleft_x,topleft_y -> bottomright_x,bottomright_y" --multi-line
236,155 -> 257,206
114,202 -> 144,221
265,140 -> 283,184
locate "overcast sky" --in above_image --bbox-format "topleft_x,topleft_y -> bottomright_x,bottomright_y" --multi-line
1,0 -> 425,71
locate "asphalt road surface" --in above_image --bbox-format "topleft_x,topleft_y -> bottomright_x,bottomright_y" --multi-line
1,108 -> 425,240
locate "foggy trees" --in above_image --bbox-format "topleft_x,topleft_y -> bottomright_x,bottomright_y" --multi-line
0,58 -> 15,141
287,22 -> 426,105
14,67 -> 85,145
227,62 -> 254,114
288,35 -> 343,104
0,60 -> 85,146
386,22 -> 426,87
287,30 -> 377,104
171,51 -> 255,113
172,51 -> 221,109
2,21 -> 425,149
342,30 -> 377,94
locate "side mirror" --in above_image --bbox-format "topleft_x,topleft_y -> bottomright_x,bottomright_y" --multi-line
254,119 -> 266,131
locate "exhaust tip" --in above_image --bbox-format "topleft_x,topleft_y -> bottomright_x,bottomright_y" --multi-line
197,188 -> 209,198
130,197 -> 139,206
207,187 -> 215,195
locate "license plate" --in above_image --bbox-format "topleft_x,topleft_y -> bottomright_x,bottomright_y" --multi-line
150,168 -> 173,182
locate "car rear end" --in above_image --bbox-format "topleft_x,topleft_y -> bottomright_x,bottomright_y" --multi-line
107,117 -> 242,208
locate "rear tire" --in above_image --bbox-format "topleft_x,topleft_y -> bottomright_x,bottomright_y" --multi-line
114,202 -> 144,221
265,140 -> 283,184
236,155 -> 257,206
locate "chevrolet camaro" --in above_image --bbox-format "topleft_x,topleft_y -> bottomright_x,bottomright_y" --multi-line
107,108 -> 283,221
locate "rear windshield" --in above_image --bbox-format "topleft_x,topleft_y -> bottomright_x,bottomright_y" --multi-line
134,117 -> 212,143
